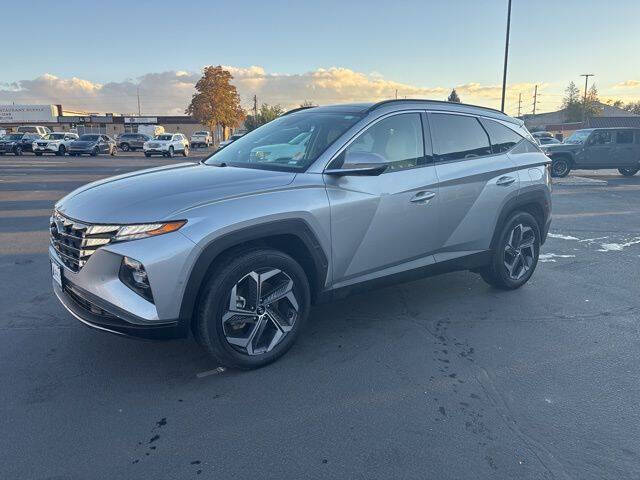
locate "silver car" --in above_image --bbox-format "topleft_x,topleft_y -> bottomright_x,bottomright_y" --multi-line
50,100 -> 552,369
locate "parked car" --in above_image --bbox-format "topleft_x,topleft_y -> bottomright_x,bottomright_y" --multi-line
190,130 -> 212,148
68,134 -> 117,156
17,125 -> 51,136
537,137 -> 561,145
143,133 -> 189,157
33,132 -> 79,156
217,133 -> 244,150
0,132 -> 40,155
249,131 -> 311,161
50,100 -> 551,369
117,133 -> 151,152
532,131 -> 553,139
541,127 -> 640,177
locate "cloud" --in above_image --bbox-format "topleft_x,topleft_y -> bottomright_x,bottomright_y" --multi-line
0,67 -> 549,115
614,80 -> 640,89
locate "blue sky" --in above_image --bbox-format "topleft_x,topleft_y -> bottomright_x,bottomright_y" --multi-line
1,0 -> 639,115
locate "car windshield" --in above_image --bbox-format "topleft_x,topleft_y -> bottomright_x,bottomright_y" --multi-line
79,135 -> 100,141
156,135 -> 173,140
204,111 -> 363,171
564,130 -> 592,144
47,133 -> 65,140
6,134 -> 23,140
194,131 -> 208,135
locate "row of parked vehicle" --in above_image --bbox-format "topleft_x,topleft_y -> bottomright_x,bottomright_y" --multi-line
0,128 -> 245,158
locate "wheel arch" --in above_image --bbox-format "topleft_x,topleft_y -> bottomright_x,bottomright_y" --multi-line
179,219 -> 329,333
490,188 -> 551,251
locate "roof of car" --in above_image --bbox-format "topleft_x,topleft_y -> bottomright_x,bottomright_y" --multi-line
285,100 -> 518,124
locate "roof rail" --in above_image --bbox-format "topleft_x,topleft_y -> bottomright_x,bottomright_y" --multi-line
365,99 -> 507,116
281,105 -> 317,116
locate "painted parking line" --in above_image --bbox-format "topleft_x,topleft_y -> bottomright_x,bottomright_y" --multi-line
196,367 -> 226,378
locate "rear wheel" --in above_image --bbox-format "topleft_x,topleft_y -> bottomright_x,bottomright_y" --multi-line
110,146 -> 116,156
14,146 -> 22,156
195,249 -> 310,369
480,211 -> 540,290
618,167 -> 639,177
182,146 -> 189,157
551,157 -> 571,177
90,147 -> 98,157
167,146 -> 174,158
57,145 -> 66,156
35,152 -> 43,156
145,153 -> 151,158
120,143 -> 130,152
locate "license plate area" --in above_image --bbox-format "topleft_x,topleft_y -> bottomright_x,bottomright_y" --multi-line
51,260 -> 63,287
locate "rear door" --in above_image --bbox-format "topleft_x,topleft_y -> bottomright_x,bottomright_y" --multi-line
324,111 -> 440,287
429,113 -> 521,261
613,130 -> 637,167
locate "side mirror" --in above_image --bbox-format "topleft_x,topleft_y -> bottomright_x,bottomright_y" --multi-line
325,151 -> 388,177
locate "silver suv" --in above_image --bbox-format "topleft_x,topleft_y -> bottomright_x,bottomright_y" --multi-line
50,100 -> 552,369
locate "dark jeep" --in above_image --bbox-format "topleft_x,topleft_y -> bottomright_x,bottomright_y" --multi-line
541,128 -> 640,177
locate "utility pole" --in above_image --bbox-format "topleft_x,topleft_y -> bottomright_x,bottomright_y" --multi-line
137,86 -> 141,116
253,94 -> 258,119
580,73 -> 594,121
532,85 -> 538,115
500,0 -> 512,112
395,89 -> 398,100
517,92 -> 522,117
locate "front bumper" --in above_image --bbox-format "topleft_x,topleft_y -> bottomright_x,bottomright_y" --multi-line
33,144 -> 59,153
144,148 -> 169,154
50,230 -> 199,340
68,148 -> 95,154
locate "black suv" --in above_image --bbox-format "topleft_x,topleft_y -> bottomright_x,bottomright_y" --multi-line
117,133 -> 151,152
0,133 -> 40,155
542,128 -> 640,177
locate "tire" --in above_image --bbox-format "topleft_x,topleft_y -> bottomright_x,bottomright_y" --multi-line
15,146 -> 22,156
480,211 -> 540,290
110,146 -> 116,156
182,146 -> 189,157
35,152 -> 43,156
90,147 -> 98,157
57,145 -> 66,156
167,146 -> 174,158
145,153 -> 151,158
120,143 -> 130,152
618,168 -> 639,177
130,147 -> 137,152
550,157 -> 571,177
195,248 -> 311,369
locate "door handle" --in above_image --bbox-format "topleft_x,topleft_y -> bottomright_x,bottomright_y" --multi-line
410,191 -> 436,203
496,176 -> 516,186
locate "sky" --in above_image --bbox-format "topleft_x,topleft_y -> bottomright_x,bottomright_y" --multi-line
1,0 -> 639,116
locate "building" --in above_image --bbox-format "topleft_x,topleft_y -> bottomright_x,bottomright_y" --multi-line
0,103 -> 223,142
521,102 -> 639,140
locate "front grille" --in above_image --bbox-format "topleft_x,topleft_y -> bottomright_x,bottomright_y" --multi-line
50,211 -> 119,272
37,142 -> 48,147
148,143 -> 160,148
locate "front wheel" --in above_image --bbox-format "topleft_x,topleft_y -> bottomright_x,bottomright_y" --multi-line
195,249 -> 310,369
167,146 -> 174,158
57,145 -> 66,156
551,157 -> 571,177
480,211 -> 540,290
145,153 -> 151,157
15,146 -> 23,156
120,143 -> 130,152
90,147 -> 98,157
35,152 -> 43,156
618,167 -> 639,177
182,146 -> 189,157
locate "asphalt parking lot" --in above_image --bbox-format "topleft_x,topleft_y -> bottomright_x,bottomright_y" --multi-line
1,154 -> 640,479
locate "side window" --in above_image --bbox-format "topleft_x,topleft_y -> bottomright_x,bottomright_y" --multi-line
616,131 -> 633,144
479,118 -> 523,153
339,113 -> 425,171
431,114 -> 492,161
592,131 -> 612,145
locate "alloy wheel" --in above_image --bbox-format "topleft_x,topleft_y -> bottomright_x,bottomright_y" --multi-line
552,159 -> 569,177
221,268 -> 299,356
503,224 -> 536,281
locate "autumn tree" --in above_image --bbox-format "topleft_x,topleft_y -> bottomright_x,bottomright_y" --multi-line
447,89 -> 461,103
583,84 -> 603,118
186,66 -> 245,139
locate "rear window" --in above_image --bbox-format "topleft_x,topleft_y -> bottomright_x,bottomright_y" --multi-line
431,114 -> 492,161
616,131 -> 634,144
479,118 -> 523,153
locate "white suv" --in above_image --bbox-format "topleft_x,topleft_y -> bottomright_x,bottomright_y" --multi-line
143,133 -> 190,157
33,132 -> 79,156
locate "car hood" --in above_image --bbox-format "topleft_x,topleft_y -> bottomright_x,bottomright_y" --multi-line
56,162 -> 296,224
540,143 -> 581,153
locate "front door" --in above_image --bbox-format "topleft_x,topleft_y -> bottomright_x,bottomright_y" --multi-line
324,112 -> 440,288
584,130 -> 615,168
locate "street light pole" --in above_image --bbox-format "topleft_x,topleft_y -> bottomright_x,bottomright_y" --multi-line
580,73 -> 594,122
500,0 -> 512,112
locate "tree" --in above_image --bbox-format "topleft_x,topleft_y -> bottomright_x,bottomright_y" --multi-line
186,66 -> 245,139
623,101 -> 640,115
561,81 -> 582,122
244,103 -> 285,132
584,83 -> 603,118
447,89 -> 461,103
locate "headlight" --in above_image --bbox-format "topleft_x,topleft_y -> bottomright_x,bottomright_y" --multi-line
112,220 -> 186,242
